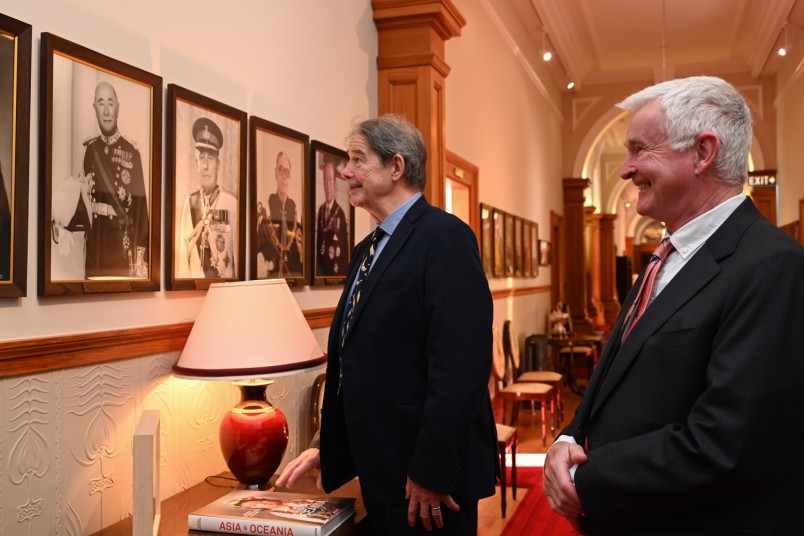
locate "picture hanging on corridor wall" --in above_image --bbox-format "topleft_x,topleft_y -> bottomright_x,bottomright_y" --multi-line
0,13 -> 31,298
492,207 -> 505,278
310,140 -> 353,287
539,239 -> 552,266
38,33 -> 162,296
504,211 -> 515,277
165,84 -> 247,291
530,221 -> 539,276
480,203 -> 493,276
522,220 -> 532,277
249,116 -> 310,286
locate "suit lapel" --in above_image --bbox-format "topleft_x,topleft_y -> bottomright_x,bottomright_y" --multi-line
590,198 -> 759,417
338,196 -> 428,348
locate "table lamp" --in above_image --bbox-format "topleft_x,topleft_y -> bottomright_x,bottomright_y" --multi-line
173,279 -> 326,490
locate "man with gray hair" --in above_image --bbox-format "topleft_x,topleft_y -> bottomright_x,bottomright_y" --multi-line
277,114 -> 498,533
543,76 -> 804,534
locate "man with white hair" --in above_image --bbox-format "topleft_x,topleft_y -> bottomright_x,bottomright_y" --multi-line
543,76 -> 804,535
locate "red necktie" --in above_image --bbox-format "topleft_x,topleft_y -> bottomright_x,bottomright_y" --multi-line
621,237 -> 675,341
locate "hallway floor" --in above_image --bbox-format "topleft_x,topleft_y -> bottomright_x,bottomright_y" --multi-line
477,387 -> 583,535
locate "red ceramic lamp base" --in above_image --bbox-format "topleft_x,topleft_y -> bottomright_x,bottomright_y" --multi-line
219,380 -> 289,490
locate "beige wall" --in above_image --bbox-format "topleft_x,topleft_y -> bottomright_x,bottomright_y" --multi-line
447,0 -> 563,336
0,1 -> 567,533
775,24 -> 804,227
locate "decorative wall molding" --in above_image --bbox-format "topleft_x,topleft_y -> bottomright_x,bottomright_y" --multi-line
0,286 -> 549,379
491,285 -> 550,300
0,308 -> 339,379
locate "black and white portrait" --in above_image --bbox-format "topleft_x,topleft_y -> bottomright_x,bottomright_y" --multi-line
48,56 -> 152,282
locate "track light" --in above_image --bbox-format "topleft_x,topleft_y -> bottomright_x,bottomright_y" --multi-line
566,81 -> 575,90
778,23 -> 791,56
542,32 -> 552,62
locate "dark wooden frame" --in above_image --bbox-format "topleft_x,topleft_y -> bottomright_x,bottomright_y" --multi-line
479,203 -> 493,277
249,116 -> 310,286
38,33 -> 162,295
309,140 -> 353,286
165,84 -> 247,291
0,14 -> 31,298
504,211 -> 514,277
513,216 -> 523,277
530,222 -> 539,276
522,219 -> 532,278
492,207 -> 505,278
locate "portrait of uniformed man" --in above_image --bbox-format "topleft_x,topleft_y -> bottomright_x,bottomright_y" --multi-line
177,117 -> 238,279
315,158 -> 348,277
256,150 -> 303,278
80,80 -> 150,279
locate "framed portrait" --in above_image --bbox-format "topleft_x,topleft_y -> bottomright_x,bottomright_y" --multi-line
513,216 -> 523,277
522,220 -> 532,278
39,33 -> 162,296
0,14 -> 31,298
539,239 -> 552,267
165,85 -> 246,291
249,116 -> 310,286
503,211 -> 514,277
310,140 -> 353,286
492,208 -> 505,278
531,222 -> 540,276
479,203 -> 493,277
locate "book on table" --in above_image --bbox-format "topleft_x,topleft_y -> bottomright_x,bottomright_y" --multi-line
188,489 -> 356,536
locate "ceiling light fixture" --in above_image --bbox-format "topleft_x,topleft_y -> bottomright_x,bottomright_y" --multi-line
778,23 -> 790,56
542,31 -> 552,62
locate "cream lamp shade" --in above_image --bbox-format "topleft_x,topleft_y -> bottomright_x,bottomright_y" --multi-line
173,279 -> 326,380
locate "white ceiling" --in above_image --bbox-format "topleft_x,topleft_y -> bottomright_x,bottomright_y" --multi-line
508,0 -> 803,90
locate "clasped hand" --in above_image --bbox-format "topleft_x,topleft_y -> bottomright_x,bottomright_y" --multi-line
542,441 -> 588,532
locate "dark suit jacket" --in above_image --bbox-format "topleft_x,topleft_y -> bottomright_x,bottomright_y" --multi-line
562,198 -> 804,535
319,195 -> 498,504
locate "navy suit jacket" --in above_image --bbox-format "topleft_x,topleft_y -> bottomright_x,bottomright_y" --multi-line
319,196 -> 498,504
563,198 -> 804,535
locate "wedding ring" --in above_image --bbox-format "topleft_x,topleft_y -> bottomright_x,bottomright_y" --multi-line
431,506 -> 441,512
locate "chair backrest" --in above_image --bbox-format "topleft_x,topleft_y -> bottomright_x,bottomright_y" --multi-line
310,372 -> 326,436
502,320 -> 520,382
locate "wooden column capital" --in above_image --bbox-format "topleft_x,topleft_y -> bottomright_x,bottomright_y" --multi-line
372,0 -> 465,209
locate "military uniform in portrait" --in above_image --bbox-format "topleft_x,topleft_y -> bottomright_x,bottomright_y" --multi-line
315,199 -> 347,276
82,131 -> 149,278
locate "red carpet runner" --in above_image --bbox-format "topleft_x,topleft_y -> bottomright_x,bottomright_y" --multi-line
501,467 -> 577,536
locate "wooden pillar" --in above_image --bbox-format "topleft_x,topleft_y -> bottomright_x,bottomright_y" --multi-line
372,0 -> 465,208
750,186 -> 777,225
563,178 -> 593,335
596,214 -> 620,329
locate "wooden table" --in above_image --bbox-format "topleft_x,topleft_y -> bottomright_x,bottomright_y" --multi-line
91,474 -> 368,535
547,334 -> 604,395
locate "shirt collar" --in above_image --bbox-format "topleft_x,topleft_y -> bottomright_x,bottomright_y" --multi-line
666,193 -> 745,258
377,192 -> 422,236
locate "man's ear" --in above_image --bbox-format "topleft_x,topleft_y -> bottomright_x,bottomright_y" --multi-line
390,153 -> 406,182
693,132 -> 719,175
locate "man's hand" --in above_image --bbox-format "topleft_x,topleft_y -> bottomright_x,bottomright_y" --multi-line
542,441 -> 587,519
405,477 -> 459,531
275,448 -> 322,490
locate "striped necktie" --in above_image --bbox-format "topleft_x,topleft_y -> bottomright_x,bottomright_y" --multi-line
338,227 -> 386,389
621,237 -> 675,341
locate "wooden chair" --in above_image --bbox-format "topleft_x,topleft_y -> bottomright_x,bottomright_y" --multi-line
495,423 -> 517,518
516,370 -> 564,424
494,323 -> 556,446
497,382 -> 555,446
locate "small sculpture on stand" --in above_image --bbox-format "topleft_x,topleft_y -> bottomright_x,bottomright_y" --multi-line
549,302 -> 571,338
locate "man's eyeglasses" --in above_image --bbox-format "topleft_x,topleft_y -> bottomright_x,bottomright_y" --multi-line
276,165 -> 291,179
